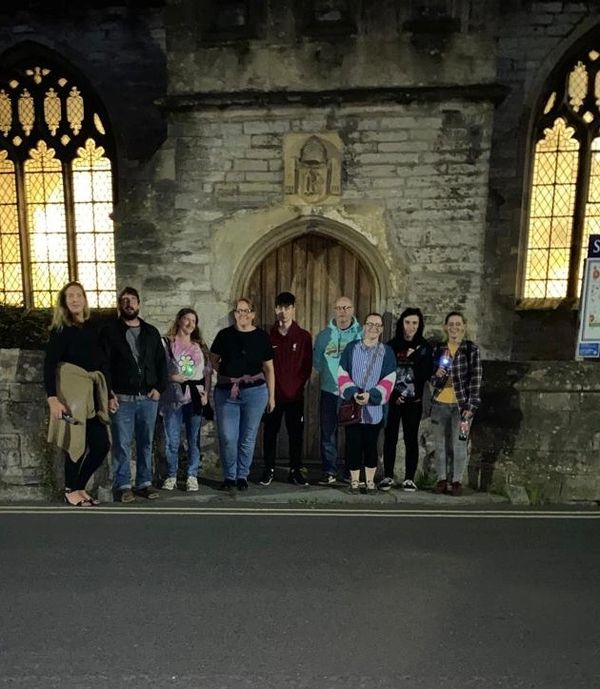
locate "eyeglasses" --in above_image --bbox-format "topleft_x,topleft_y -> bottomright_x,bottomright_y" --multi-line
235,308 -> 252,315
365,322 -> 383,329
335,305 -> 353,311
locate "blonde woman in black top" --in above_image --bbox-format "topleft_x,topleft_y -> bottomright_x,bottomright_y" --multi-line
44,282 -> 111,506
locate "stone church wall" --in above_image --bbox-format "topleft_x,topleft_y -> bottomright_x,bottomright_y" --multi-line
115,0 -> 500,350
485,1 -> 598,360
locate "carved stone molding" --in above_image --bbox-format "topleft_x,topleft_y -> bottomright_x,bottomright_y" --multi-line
283,131 -> 343,205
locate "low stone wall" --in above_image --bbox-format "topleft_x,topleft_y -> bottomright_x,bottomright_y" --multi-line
0,348 -> 221,500
1,349 -> 599,503
469,361 -> 600,503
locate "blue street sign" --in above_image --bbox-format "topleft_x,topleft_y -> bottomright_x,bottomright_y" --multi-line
588,235 -> 600,258
579,342 -> 600,358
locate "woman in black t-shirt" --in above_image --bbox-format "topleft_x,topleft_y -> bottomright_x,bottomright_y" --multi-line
210,297 -> 275,491
44,282 -> 111,506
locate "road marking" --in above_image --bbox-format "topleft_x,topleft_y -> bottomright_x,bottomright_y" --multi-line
0,506 -> 599,518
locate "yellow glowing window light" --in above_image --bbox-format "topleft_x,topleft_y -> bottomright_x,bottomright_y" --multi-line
24,141 -> 69,308
72,139 -> 116,308
0,150 -> 22,306
524,117 -> 579,299
581,137 -> 600,291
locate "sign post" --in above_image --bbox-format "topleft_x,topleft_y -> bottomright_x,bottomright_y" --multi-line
576,234 -> 600,359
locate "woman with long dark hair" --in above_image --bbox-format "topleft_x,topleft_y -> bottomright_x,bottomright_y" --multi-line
159,308 -> 211,492
380,307 -> 433,492
45,281 -> 111,506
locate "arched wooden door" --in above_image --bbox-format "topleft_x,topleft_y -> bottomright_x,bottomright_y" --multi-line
247,232 -> 375,463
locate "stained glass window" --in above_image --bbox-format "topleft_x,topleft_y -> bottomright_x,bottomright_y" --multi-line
0,57 -> 116,308
524,41 -> 600,301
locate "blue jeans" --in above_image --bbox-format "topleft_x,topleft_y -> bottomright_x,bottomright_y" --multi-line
431,402 -> 469,483
214,384 -> 268,481
320,390 -> 340,476
162,403 -> 202,479
111,397 -> 159,490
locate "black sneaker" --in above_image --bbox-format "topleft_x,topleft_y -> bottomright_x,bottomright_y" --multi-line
237,478 -> 249,491
378,477 -> 394,492
218,479 -> 236,491
288,468 -> 309,487
259,468 -> 274,486
318,474 -> 337,486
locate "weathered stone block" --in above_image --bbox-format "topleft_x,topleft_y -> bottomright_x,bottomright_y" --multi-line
9,383 -> 45,403
233,159 -> 269,172
561,475 -> 600,501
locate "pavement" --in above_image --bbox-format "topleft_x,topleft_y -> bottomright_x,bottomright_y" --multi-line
104,475 -> 509,507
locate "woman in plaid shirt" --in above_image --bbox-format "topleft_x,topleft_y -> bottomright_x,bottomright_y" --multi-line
430,311 -> 482,496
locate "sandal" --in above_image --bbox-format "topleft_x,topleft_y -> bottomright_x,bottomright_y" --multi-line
82,493 -> 100,506
63,490 -> 92,507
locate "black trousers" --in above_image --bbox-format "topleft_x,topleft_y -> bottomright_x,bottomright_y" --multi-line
345,423 -> 382,471
382,399 -> 423,481
64,416 -> 110,491
263,398 -> 304,470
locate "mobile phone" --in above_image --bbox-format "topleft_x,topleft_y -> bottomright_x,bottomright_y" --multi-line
62,413 -> 79,425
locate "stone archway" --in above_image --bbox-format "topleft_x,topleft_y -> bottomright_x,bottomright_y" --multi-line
241,224 -> 380,463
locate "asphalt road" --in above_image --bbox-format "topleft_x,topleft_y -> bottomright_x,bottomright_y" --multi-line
1,505 -> 599,689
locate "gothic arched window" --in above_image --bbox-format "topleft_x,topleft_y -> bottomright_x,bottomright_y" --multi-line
0,55 -> 116,308
523,45 -> 600,301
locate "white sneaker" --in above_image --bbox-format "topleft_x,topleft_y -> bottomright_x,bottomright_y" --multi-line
402,479 -> 418,492
186,476 -> 199,492
162,477 -> 177,491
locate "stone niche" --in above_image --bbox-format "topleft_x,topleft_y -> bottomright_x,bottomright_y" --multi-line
283,132 -> 343,205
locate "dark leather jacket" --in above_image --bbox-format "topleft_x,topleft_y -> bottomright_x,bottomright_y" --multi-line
101,318 -> 167,396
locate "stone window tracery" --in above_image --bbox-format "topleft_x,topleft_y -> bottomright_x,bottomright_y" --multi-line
0,56 -> 116,308
523,44 -> 600,301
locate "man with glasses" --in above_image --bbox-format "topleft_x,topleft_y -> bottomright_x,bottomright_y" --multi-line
259,292 -> 312,487
103,287 -> 167,502
313,296 -> 363,485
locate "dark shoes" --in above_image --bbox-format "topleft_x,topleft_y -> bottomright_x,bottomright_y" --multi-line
318,474 -> 337,486
134,486 -> 159,500
288,468 -> 309,487
218,479 -> 236,492
259,469 -> 274,486
434,480 -> 448,494
116,488 -> 135,503
433,480 -> 462,496
451,481 -> 462,497
236,478 -> 249,491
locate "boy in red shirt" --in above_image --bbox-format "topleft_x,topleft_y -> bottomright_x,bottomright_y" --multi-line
260,292 -> 313,486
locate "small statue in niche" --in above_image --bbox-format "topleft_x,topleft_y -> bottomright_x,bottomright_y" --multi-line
284,132 -> 342,205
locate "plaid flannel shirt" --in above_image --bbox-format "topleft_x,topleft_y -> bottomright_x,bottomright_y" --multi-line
432,340 -> 482,415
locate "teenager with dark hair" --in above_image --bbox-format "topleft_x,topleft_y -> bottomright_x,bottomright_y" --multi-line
260,292 -> 312,487
380,307 -> 433,492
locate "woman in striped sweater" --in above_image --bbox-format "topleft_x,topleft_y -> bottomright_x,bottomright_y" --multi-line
337,313 -> 396,494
